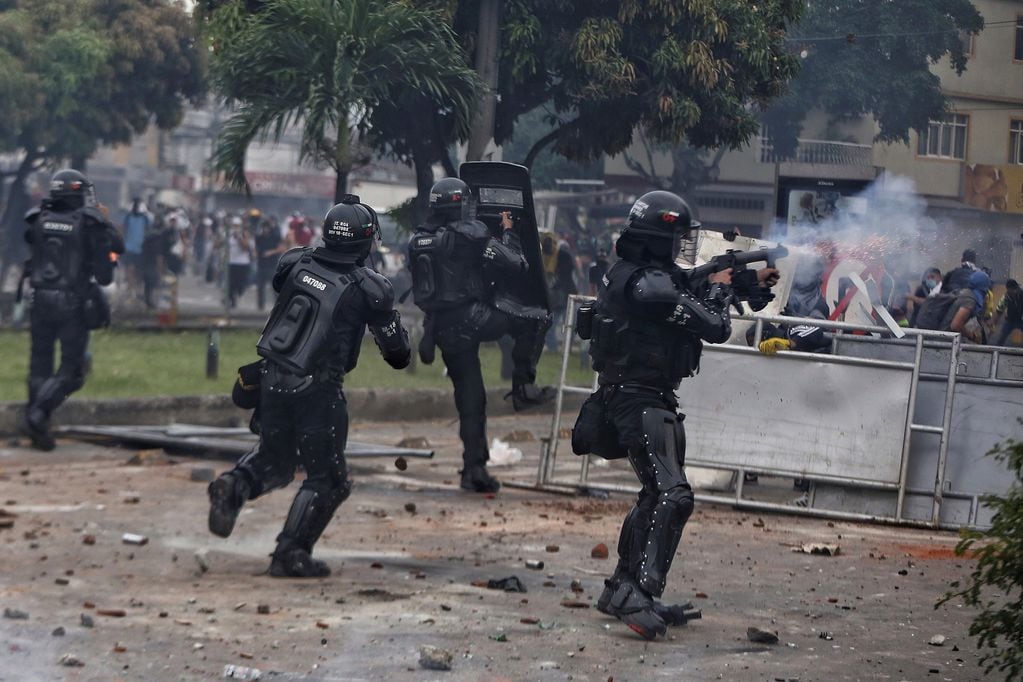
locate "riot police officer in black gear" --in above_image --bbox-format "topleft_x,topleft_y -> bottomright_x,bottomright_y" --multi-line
408,178 -> 553,493
207,195 -> 411,578
21,169 -> 124,451
572,190 -> 763,640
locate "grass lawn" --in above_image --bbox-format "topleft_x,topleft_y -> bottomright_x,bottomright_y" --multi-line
0,328 -> 595,402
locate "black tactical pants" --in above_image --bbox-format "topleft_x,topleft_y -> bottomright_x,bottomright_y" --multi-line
580,384 -> 693,598
233,371 -> 352,555
434,302 -> 546,468
27,290 -> 89,417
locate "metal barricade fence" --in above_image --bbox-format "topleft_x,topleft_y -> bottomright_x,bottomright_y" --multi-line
522,294 -> 1022,530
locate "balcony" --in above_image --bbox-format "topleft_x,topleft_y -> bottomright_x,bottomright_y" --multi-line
760,138 -> 873,166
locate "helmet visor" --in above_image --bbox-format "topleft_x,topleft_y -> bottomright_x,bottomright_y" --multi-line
672,221 -> 699,266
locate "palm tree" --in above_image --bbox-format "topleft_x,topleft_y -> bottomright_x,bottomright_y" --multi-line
207,0 -> 480,203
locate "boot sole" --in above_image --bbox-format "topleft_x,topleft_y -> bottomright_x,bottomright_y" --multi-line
619,611 -> 666,640
207,478 -> 240,538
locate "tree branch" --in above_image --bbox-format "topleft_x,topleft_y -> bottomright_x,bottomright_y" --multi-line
522,124 -> 568,169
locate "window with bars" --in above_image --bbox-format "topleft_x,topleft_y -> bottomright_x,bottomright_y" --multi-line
917,114 -> 969,160
1011,120 -> 1023,165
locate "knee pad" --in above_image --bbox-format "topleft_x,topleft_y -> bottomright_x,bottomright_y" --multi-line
659,486 -> 695,526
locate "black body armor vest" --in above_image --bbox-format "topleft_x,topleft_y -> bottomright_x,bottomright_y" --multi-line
408,221 -> 488,312
29,208 -> 88,290
588,260 -> 702,388
256,255 -> 355,376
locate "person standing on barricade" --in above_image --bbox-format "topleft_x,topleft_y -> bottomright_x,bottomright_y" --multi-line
206,195 -> 411,578
407,177 -> 554,493
19,170 -> 124,451
571,191 -> 777,639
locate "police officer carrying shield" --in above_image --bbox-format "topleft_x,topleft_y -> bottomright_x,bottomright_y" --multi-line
206,196 -> 411,578
21,169 -> 124,451
572,191 -> 775,639
408,178 -> 553,493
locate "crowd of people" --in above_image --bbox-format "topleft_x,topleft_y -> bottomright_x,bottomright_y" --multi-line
118,202 -> 320,310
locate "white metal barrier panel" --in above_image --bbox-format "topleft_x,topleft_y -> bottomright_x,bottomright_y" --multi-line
526,294 -> 1022,530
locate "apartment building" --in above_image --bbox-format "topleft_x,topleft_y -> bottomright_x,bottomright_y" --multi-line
603,0 -> 1023,278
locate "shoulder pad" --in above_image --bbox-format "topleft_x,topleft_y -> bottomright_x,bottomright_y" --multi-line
278,247 -> 309,269
24,207 -> 41,224
451,219 -> 490,241
631,268 -> 679,304
354,268 -> 395,311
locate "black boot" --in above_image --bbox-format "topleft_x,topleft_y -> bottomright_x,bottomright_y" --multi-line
21,407 -> 55,452
506,384 -> 556,412
207,473 -> 251,538
460,464 -> 500,493
603,578 -> 666,640
598,580 -> 701,626
269,547 -> 331,578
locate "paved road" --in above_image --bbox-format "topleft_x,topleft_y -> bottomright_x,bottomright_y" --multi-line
0,414 -> 985,680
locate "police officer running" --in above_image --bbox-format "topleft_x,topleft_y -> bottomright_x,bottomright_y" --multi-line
206,196 -> 411,578
408,178 -> 553,493
572,191 -> 775,639
21,170 -> 124,451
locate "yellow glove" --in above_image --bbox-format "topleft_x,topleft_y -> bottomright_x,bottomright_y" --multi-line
758,337 -> 792,355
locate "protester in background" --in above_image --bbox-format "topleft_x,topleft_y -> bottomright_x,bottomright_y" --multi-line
991,279 -> 1023,347
193,215 -> 211,276
588,248 -> 610,296
140,210 -> 167,309
120,198 -> 150,297
941,270 -> 991,343
907,267 -> 942,327
288,212 -> 314,247
227,215 -> 253,307
254,217 -> 286,310
942,249 -> 978,293
541,231 -> 578,352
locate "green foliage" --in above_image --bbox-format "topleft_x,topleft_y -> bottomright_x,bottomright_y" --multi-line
763,0 -> 984,156
0,0 -> 203,160
206,0 -> 480,200
938,434 -> 1023,680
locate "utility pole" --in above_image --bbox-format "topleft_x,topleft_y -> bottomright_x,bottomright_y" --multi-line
466,0 -> 501,161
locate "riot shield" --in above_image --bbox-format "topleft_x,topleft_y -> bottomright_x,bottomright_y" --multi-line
459,161 -> 550,311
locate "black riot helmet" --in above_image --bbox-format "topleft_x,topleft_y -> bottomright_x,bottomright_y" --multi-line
49,169 -> 94,209
618,190 -> 699,263
428,177 -> 469,217
321,194 -> 380,263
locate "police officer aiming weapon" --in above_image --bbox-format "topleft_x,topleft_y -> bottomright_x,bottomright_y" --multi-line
571,190 -> 779,640
687,244 -> 787,313
207,195 -> 412,578
20,169 -> 124,451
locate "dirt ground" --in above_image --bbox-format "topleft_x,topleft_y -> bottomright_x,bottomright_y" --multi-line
0,414 -> 987,681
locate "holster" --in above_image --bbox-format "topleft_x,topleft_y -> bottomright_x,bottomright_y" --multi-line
571,389 -> 628,460
419,314 -> 436,365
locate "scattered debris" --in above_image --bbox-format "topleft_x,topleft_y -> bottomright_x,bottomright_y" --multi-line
195,550 -> 210,573
58,654 -> 85,667
125,449 -> 173,466
545,544 -> 560,553
52,626 -> 65,637
122,533 -> 148,546
113,644 -> 127,653
794,543 -> 840,557
3,608 -> 28,620
560,599 -> 590,609
0,509 -> 16,530
520,617 -> 539,625
316,621 -> 329,629
82,534 -> 96,545
591,543 -> 609,559
233,603 -> 246,611
483,576 -> 527,593
223,664 -> 263,680
55,577 -> 69,586
747,627 -> 779,644
404,502 -> 417,514
439,604 -> 452,611
539,661 -> 561,670
190,467 -> 215,483
695,591 -> 709,599
525,560 -> 544,570
394,457 -> 408,472
397,437 -> 430,450
580,488 -> 611,500
570,579 -> 584,593
503,430 -> 536,443
488,632 -> 508,642
355,589 -> 409,602
80,614 -> 94,628
256,604 -> 270,615
96,609 -> 126,618
418,645 -> 453,671
752,517 -> 765,528
370,562 -> 384,569
488,438 -> 522,466
174,619 -> 193,626
929,635 -> 947,647
818,631 -> 834,641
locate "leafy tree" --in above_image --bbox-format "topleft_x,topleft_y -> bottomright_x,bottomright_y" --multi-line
0,0 -> 203,275
762,0 -> 984,157
205,0 -> 480,203
938,434 -> 1023,680
500,106 -> 602,190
